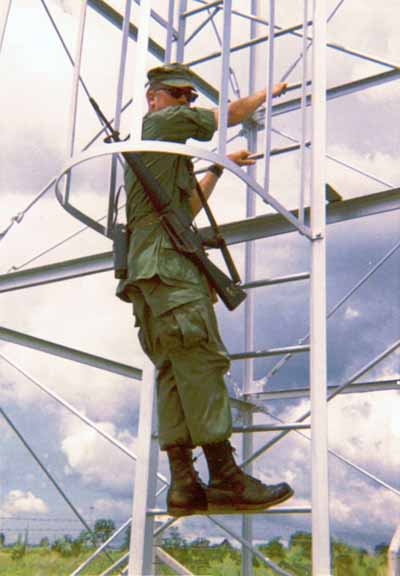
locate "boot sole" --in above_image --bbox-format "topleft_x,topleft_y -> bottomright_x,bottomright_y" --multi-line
206,487 -> 295,515
168,489 -> 295,516
167,505 -> 208,518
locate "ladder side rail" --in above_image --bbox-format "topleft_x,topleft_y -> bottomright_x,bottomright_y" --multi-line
299,0 -> 310,225
389,525 -> 400,576
126,5 -> 160,574
106,0 -> 133,235
130,0 -> 151,140
262,0 -> 275,201
65,0 -> 88,203
176,0 -> 188,62
128,359 -> 159,575
165,0 -> 176,62
241,2 -> 259,573
217,0 -> 232,157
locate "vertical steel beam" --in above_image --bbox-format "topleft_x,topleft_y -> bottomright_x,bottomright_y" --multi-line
263,0 -> 275,199
310,0 -> 331,574
165,0 -> 176,62
128,358 -> 159,575
65,0 -> 88,202
131,0 -> 151,140
218,0 -> 232,156
107,0 -> 133,235
389,525 -> 400,576
299,0 -> 310,225
176,0 -> 188,62
241,3 -> 258,574
0,0 -> 12,55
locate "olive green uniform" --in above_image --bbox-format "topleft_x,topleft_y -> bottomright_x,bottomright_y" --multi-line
117,104 -> 232,449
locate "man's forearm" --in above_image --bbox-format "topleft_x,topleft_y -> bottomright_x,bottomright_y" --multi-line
227,89 -> 266,126
213,83 -> 287,127
190,171 -> 220,217
213,88 -> 266,128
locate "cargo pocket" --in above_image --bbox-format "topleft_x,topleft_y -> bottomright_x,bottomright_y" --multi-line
158,301 -> 209,352
174,302 -> 209,349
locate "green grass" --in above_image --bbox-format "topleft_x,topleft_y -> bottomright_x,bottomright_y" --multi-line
0,547 -> 124,576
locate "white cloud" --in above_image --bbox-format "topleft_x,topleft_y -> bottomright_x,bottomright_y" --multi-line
344,306 -> 360,320
328,391 -> 400,479
92,497 -> 131,518
61,417 -> 137,495
1,490 -> 48,515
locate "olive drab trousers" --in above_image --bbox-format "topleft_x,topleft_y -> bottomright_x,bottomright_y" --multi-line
127,280 -> 232,450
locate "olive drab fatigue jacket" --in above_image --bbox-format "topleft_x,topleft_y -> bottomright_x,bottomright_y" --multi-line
117,105 -> 217,315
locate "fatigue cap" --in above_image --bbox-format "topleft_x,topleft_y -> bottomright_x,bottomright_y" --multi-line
147,62 -> 197,89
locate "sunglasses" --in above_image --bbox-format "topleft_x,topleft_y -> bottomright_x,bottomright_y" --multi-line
157,86 -> 198,103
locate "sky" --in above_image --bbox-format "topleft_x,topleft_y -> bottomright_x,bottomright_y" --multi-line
0,0 -> 399,561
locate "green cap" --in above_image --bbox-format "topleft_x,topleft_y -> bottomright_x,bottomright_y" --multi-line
147,62 -> 197,89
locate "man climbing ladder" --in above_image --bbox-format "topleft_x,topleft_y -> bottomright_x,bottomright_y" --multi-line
117,62 -> 294,516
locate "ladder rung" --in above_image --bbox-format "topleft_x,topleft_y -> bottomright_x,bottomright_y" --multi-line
242,272 -> 310,290
230,345 -> 310,361
232,423 -> 310,433
147,506 -> 311,516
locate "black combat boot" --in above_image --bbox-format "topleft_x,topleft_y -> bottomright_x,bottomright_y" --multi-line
166,446 -> 208,517
203,440 -> 294,513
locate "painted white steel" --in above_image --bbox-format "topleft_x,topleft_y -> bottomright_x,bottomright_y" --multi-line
0,325 -> 141,380
389,525 -> 400,576
0,0 -> 12,54
299,0 -> 310,225
71,518 -> 132,575
54,140 -> 313,237
65,0 -> 88,203
263,0 -> 275,200
67,0 -> 87,159
176,0 -> 187,62
128,358 -> 159,575
218,0 -> 232,157
107,0 -> 133,235
0,350 -> 143,463
155,547 -> 194,575
165,0 -> 175,62
241,2 -> 258,571
310,4 -> 330,570
131,0 -> 151,140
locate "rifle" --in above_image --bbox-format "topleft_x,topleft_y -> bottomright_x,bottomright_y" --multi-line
89,97 -> 246,311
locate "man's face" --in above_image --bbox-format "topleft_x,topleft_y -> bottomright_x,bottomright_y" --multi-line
147,85 -> 195,112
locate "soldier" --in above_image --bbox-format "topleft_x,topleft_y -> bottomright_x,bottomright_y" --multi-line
117,63 -> 294,516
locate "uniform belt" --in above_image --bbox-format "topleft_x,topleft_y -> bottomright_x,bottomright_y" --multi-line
128,213 -> 160,231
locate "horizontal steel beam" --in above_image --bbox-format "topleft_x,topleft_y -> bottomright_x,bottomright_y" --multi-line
245,379 -> 400,401
242,272 -> 310,289
212,187 -> 400,245
273,68 -> 400,117
230,345 -> 310,361
0,326 -> 142,380
147,506 -> 311,516
0,251 -> 113,293
1,188 -> 399,294
232,423 -> 311,433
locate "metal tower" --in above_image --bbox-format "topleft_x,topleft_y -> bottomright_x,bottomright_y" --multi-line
1,1 -> 399,575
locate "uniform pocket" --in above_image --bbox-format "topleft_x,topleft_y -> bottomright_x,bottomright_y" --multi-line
158,300 -> 209,352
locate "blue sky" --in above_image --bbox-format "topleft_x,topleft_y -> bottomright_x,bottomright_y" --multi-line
0,0 -> 399,555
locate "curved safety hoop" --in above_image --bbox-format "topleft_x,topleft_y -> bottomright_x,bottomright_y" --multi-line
55,141 -> 312,239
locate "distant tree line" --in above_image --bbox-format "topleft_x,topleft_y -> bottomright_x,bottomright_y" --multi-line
0,521 -> 390,575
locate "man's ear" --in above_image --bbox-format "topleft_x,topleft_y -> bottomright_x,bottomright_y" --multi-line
147,89 -> 156,111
